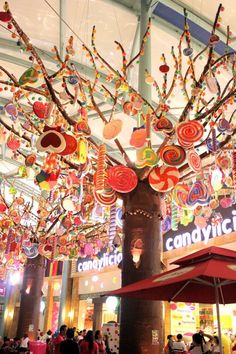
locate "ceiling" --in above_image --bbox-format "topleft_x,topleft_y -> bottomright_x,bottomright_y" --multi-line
0,0 -> 235,193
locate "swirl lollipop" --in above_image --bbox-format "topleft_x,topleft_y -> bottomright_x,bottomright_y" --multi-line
95,144 -> 106,194
107,165 -> 138,193
159,145 -> 186,166
172,183 -> 190,208
176,120 -> 204,145
186,149 -> 202,173
149,165 -> 180,192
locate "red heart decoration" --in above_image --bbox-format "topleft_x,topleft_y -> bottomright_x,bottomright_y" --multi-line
33,101 -> 49,119
41,132 -> 62,148
59,133 -> 77,156
0,12 -> 12,22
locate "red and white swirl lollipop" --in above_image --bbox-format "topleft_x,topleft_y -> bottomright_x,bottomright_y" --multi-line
107,165 -> 138,193
149,165 -> 180,192
94,190 -> 117,206
186,149 -> 202,173
159,145 -> 186,166
177,120 -> 204,145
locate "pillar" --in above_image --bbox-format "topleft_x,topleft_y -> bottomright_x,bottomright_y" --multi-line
119,180 -> 163,354
92,297 -> 104,332
58,261 -> 71,326
70,277 -> 79,328
16,255 -> 45,339
44,280 -> 54,332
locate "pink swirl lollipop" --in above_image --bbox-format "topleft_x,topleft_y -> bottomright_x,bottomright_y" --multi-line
176,120 -> 204,144
159,145 -> 186,166
187,149 -> 202,173
107,165 -> 138,193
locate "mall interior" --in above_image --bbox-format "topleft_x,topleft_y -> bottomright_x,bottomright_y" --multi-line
0,0 -> 236,353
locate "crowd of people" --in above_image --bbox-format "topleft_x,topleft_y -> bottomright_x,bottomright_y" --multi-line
166,331 -> 236,354
0,326 -> 111,354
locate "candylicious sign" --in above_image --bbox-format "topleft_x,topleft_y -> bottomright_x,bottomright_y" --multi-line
163,205 -> 236,252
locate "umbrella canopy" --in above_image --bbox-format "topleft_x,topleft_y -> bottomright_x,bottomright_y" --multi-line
110,246 -> 236,303
109,246 -> 236,354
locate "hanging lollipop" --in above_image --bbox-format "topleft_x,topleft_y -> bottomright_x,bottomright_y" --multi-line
107,165 -> 138,193
19,67 -> 39,85
4,102 -> 18,122
149,165 -> 180,192
135,114 -> 158,168
186,149 -> 202,173
159,145 -> 186,166
176,120 -> 204,146
103,119 -> 123,140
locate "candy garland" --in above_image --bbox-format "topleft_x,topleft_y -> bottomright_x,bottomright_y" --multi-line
95,144 -> 106,194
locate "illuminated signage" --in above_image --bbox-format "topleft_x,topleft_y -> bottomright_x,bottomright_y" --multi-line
164,206 -> 236,252
77,251 -> 123,272
0,284 -> 6,297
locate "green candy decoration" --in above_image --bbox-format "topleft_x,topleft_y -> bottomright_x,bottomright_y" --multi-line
19,67 -> 39,86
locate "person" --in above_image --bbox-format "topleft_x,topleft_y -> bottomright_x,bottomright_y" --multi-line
0,337 -> 11,354
172,334 -> 186,354
103,335 -> 111,354
19,334 -> 29,353
212,336 -> 220,354
80,330 -> 99,354
10,337 -> 21,353
165,335 -> 174,354
189,332 -> 212,354
53,325 -> 67,354
46,338 -> 51,354
95,331 -> 106,354
77,331 -> 84,343
60,328 -> 79,354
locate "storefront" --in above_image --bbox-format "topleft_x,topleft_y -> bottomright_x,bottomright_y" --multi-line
162,204 -> 236,338
71,249 -> 122,331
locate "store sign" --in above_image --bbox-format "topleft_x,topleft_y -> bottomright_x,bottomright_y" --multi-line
164,205 -> 236,252
77,251 -> 123,272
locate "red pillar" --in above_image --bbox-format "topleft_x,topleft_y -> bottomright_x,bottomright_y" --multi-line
120,180 -> 163,354
17,255 -> 45,339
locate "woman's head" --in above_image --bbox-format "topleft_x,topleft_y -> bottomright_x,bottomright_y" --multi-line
95,330 -> 102,340
192,333 -> 203,345
85,330 -> 94,342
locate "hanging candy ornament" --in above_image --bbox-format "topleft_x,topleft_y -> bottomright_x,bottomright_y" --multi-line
149,165 -> 180,192
187,180 -> 210,207
186,149 -> 202,173
206,75 -> 219,94
95,144 -> 106,194
152,116 -> 173,134
109,205 -> 117,242
217,154 -> 231,170
33,101 -> 54,119
107,165 -> 138,193
42,153 -> 58,173
183,47 -> 193,56
171,201 -> 178,231
7,134 -> 20,151
0,11 -> 12,22
19,67 -> 39,85
94,190 -> 117,206
220,196 -> 233,208
211,168 -> 223,192
36,129 -> 66,153
194,215 -> 208,229
77,138 -> 87,164
4,102 -> 18,121
176,120 -> 204,145
129,126 -> 147,148
159,145 -> 186,166
162,215 -> 172,233
159,64 -> 169,73
231,151 -> 236,187
116,208 -> 123,229
209,34 -> 220,46
59,133 -> 77,156
25,154 -> 36,167
218,118 -> 230,133
135,147 -> 158,168
172,183 -> 190,208
103,119 -> 123,140
23,243 -> 39,259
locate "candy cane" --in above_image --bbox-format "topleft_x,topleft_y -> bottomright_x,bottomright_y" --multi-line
109,205 -> 117,243
171,201 -> 178,231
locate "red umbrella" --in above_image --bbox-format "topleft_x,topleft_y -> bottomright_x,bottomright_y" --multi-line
110,246 -> 236,353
